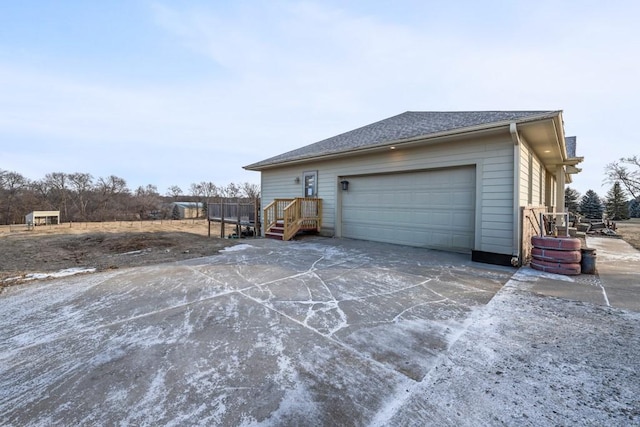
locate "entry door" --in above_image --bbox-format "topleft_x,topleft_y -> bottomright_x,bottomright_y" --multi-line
303,171 -> 317,197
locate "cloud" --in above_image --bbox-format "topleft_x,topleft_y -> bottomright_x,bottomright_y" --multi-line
1,1 -> 639,195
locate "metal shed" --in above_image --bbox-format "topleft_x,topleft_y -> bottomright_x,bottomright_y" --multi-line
25,211 -> 60,226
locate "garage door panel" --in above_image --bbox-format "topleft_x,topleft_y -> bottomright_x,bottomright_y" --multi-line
341,167 -> 475,252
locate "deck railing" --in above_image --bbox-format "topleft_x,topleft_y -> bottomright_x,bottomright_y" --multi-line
263,199 -> 294,232
264,198 -> 322,240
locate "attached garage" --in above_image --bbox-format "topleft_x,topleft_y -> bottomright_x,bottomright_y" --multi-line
245,110 -> 583,266
341,166 -> 475,252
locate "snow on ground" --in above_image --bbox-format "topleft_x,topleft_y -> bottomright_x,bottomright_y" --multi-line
378,268 -> 640,426
220,244 -> 255,253
1,238 -> 638,425
2,267 -> 96,283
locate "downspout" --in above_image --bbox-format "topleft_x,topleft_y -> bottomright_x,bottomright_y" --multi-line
510,123 -> 522,266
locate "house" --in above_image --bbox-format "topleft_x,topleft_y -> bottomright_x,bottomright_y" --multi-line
25,210 -> 60,226
244,111 -> 583,266
169,202 -> 203,219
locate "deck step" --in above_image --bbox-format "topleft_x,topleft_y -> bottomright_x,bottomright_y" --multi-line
265,231 -> 284,240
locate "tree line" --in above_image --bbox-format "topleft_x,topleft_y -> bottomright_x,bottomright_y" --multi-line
565,183 -> 640,221
0,169 -> 260,225
564,156 -> 640,221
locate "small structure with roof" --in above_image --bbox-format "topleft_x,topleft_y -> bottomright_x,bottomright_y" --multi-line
25,211 -> 60,226
169,202 -> 203,219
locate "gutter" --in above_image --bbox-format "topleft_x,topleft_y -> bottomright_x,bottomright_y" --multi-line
246,122 -> 515,171
245,111 -> 564,171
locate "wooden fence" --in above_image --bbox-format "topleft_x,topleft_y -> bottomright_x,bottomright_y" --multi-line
208,198 -> 260,238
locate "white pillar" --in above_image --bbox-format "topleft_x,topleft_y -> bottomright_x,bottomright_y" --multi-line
555,165 -> 566,213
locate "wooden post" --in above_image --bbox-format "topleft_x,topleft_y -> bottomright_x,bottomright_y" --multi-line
220,203 -> 225,238
236,200 -> 240,238
253,197 -> 262,237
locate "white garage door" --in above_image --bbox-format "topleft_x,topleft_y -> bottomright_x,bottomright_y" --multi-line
341,166 -> 476,252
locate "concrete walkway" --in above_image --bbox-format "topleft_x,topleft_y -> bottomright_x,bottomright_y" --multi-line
586,236 -> 640,311
381,236 -> 640,426
523,235 -> 640,312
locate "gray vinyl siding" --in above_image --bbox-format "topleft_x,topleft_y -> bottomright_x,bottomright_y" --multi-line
518,138 -> 545,209
260,132 -> 517,255
519,142 -> 531,206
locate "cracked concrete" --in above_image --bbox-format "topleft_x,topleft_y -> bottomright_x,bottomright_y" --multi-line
1,236 -> 638,426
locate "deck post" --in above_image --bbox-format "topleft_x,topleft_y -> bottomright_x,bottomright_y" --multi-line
220,206 -> 225,238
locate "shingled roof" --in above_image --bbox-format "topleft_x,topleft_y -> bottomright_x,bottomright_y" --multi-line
565,136 -> 577,158
244,110 -> 561,170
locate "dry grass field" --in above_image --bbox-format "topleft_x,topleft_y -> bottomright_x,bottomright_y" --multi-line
0,219 -> 227,237
615,217 -> 640,251
0,220 -> 247,286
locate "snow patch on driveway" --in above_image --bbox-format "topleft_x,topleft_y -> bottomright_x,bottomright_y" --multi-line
2,267 -> 96,283
219,244 -> 255,253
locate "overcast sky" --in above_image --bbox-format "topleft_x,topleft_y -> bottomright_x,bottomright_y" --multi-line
1,1 -> 638,197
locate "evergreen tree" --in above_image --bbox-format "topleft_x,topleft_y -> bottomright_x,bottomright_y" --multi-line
564,187 -> 581,213
171,204 -> 181,220
579,189 -> 604,220
605,182 -> 629,220
626,197 -> 639,218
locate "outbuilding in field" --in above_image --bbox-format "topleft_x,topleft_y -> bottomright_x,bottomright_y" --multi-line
169,202 -> 204,219
25,210 -> 60,226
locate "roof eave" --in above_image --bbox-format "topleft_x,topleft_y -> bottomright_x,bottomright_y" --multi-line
244,115 -> 560,171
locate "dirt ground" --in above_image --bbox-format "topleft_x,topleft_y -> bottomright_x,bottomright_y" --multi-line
0,220 -> 249,286
2,218 -> 639,289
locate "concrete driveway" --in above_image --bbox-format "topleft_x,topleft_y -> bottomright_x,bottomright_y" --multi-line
1,237 -> 639,426
1,238 -> 510,425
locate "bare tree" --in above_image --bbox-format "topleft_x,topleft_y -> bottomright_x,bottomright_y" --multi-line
240,182 -> 260,199
134,184 -> 161,219
44,172 -> 70,222
190,181 -> 219,217
166,185 -> 183,199
97,175 -> 128,195
0,168 -> 267,224
96,175 -> 129,220
220,182 -> 241,198
606,155 -> 640,199
68,172 -> 94,221
0,170 -> 28,224
200,182 -> 218,201
188,183 -> 201,201
29,179 -> 53,210
190,182 -> 217,199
